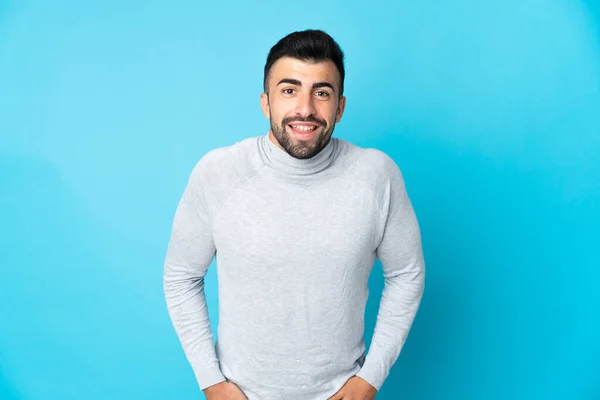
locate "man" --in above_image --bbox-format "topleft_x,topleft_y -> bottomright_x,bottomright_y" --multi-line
163,29 -> 425,400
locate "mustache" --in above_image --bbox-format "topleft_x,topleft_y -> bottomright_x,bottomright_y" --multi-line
282,116 -> 326,127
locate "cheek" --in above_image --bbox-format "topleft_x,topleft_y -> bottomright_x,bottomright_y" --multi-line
270,103 -> 293,122
321,104 -> 339,123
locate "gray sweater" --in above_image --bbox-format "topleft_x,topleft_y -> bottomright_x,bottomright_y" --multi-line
163,133 -> 425,399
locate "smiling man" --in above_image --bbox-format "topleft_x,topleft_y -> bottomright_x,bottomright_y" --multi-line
163,29 -> 425,400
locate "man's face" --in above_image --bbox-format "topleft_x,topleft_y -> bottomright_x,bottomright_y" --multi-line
260,57 -> 346,159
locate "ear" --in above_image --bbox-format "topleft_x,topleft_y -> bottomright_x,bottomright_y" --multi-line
335,95 -> 346,123
260,92 -> 270,120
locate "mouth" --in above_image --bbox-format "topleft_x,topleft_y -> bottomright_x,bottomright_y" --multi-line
287,123 -> 321,139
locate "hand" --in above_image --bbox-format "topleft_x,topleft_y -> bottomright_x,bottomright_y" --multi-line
204,381 -> 248,400
327,376 -> 377,400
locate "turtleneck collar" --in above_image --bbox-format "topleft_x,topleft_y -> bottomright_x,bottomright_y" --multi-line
260,132 -> 338,176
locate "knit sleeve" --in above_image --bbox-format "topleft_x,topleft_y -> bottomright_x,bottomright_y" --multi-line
163,154 -> 226,391
355,154 -> 426,390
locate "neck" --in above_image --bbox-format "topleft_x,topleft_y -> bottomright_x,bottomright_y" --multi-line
261,131 -> 338,176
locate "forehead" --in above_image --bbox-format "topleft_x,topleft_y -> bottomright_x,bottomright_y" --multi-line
269,57 -> 340,87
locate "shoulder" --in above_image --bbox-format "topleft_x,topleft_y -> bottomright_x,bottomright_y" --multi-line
188,135 -> 265,200
194,136 -> 262,173
336,138 -> 405,191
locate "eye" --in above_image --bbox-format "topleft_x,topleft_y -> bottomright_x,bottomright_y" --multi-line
315,90 -> 330,98
282,88 -> 295,95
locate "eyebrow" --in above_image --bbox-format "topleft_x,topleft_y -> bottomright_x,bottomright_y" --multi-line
277,78 -> 335,92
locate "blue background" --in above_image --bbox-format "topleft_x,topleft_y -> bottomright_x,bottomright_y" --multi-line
1,1 -> 599,399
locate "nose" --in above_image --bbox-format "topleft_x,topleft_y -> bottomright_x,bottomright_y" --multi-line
294,91 -> 316,117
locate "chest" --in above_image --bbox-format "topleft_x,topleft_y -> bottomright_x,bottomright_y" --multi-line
215,178 -> 384,329
219,177 -> 377,248
211,175 -> 380,291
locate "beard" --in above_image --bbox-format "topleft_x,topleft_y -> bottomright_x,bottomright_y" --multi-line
270,113 -> 336,160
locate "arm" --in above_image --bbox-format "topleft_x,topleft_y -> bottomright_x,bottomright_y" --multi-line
163,157 -> 227,391
355,156 -> 426,391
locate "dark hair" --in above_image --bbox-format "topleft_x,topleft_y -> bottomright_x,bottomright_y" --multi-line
263,29 -> 345,98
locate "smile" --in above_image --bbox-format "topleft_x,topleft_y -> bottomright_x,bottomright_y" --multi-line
288,124 -> 321,139
289,124 -> 318,131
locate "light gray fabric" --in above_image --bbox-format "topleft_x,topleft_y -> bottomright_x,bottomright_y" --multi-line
163,133 -> 425,399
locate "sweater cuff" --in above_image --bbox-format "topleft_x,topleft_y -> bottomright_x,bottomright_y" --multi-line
354,346 -> 389,391
192,361 -> 227,391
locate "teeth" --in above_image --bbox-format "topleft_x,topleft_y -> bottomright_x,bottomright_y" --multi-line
291,125 -> 316,132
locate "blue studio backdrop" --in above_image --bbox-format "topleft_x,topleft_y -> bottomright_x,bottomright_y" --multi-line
1,1 -> 599,399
